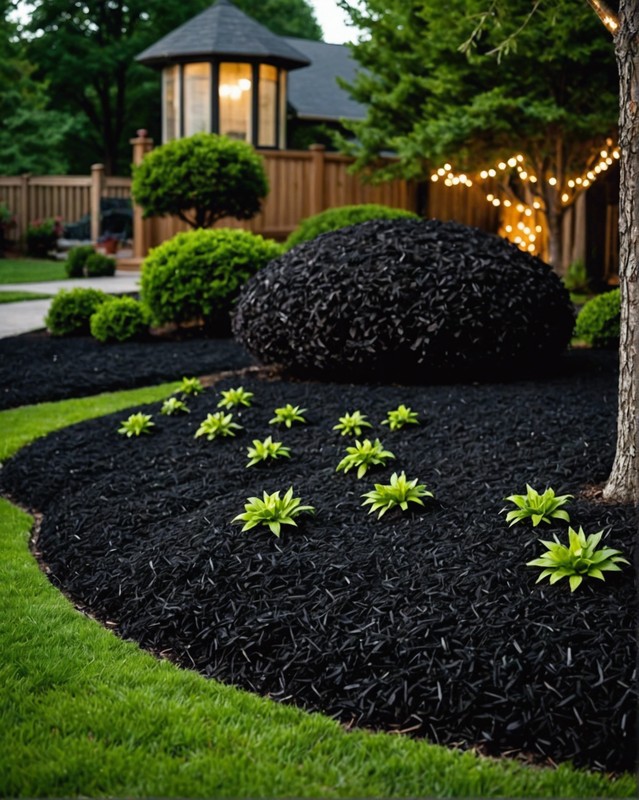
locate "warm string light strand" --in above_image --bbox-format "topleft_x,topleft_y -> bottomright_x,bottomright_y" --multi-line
430,143 -> 619,256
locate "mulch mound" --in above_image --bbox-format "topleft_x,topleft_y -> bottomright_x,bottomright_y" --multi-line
1,348 -> 635,773
0,331 -> 255,410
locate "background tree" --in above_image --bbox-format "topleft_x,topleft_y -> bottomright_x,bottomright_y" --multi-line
22,0 -> 322,175
337,0 -> 618,268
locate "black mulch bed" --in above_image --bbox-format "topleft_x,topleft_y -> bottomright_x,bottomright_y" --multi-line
1,349 -> 636,772
0,331 -> 255,410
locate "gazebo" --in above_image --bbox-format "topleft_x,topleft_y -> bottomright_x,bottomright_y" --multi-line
136,0 -> 311,149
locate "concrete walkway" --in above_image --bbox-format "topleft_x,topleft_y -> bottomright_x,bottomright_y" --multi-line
0,273 -> 141,339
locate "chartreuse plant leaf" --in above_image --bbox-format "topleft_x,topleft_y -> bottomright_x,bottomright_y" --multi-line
246,436 -> 291,468
269,404 -> 307,428
362,471 -> 433,518
336,438 -> 395,479
333,410 -> 373,437
503,484 -> 572,527
527,526 -> 629,592
381,404 -> 419,431
161,397 -> 190,416
218,386 -> 254,409
232,487 -> 315,536
177,376 -> 204,396
118,412 -> 155,437
195,411 -> 242,440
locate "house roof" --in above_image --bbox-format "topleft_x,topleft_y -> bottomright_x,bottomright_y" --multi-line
284,38 -> 366,122
136,0 -> 310,71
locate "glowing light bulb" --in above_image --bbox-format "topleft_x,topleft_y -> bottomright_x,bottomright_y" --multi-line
524,208 -> 532,217
568,180 -> 575,188
516,154 -> 524,162
548,177 -> 557,186
516,204 -> 524,213
606,158 -> 613,165
498,162 -> 507,170
459,174 -> 467,182
431,174 -> 439,182
583,179 -> 590,187
238,78 -> 252,90
503,199 -> 511,207
486,193 -> 494,201
532,201 -> 541,209
601,150 -> 608,158
517,222 -> 525,231
492,198 -> 500,206
505,225 -> 513,233
437,168 -> 446,176
452,177 -> 460,185
575,177 -> 583,185
514,236 -> 522,244
520,171 -> 528,180
444,178 -> 453,187
527,244 -> 535,252
488,169 -> 497,177
536,225 -> 542,233
587,171 -> 595,180
613,150 -> 620,159
529,175 -> 537,183
444,163 -> 451,170
561,193 -> 569,203
507,157 -> 517,167
480,170 -> 488,179
529,234 -> 536,243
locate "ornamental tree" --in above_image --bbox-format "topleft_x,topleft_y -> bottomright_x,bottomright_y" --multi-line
131,133 -> 269,229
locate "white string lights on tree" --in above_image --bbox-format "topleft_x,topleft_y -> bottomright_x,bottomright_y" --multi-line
430,142 -> 619,256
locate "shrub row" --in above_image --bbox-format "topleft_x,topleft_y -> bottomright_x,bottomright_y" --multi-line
65,246 -> 116,278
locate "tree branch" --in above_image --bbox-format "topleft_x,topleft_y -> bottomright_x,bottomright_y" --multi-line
584,0 -> 619,35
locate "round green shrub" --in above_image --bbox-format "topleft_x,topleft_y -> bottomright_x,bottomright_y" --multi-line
284,204 -> 419,250
90,296 -> 148,343
85,252 -> 116,277
65,245 -> 96,278
140,228 -> 283,330
45,288 -> 112,337
131,133 -> 269,229
574,288 -> 621,347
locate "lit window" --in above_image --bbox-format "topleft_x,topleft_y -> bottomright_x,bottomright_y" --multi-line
163,65 -> 180,142
258,65 -> 278,147
184,63 -> 211,137
219,63 -> 252,141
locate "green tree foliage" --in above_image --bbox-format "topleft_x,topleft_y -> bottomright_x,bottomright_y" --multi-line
0,0 -> 72,174
22,0 -> 322,175
132,133 -> 269,228
338,0 -> 618,266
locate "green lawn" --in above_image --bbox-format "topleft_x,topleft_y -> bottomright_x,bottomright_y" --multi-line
0,290 -> 52,303
0,258 -> 66,284
0,385 -> 636,798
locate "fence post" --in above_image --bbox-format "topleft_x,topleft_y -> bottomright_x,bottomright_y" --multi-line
90,163 -> 105,242
309,144 -> 326,216
130,129 -> 154,259
19,174 -> 30,250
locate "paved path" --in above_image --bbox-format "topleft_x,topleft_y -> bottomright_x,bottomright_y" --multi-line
0,273 -> 141,339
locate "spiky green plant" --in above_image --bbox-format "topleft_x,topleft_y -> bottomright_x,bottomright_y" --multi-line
502,485 -> 572,527
195,411 -> 242,440
218,386 -> 254,409
232,487 -> 315,536
177,376 -> 204,396
246,436 -> 291,468
160,397 -> 190,416
381,404 -> 419,431
362,471 -> 433,518
336,438 -> 395,479
333,410 -> 373,437
118,412 -> 155,437
269,404 -> 307,428
527,527 -> 629,592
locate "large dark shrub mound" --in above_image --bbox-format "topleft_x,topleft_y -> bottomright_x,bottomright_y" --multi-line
233,218 -> 575,381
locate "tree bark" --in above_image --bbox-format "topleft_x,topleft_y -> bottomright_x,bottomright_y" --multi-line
603,0 -> 639,502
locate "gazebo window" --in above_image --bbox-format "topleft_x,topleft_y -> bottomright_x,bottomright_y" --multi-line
184,63 -> 211,137
258,64 -> 278,147
219,62 -> 252,141
162,65 -> 180,141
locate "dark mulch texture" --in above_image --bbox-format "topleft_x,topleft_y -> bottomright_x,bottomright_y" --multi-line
0,331 -> 255,409
1,349 -> 635,772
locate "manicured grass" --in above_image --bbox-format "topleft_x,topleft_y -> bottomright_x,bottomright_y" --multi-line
0,382 -> 179,463
0,389 -> 636,797
0,258 -> 66,284
0,290 -> 51,303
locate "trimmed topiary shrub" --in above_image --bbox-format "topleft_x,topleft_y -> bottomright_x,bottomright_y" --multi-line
141,228 -> 283,332
65,245 -> 96,278
85,252 -> 116,277
574,288 -> 621,347
131,133 -> 269,229
90,296 -> 149,343
284,203 -> 419,250
45,288 -> 112,337
233,218 -> 575,381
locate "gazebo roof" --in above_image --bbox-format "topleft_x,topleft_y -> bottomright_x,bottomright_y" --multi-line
136,0 -> 310,70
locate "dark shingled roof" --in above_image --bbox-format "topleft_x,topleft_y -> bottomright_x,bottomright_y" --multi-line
284,38 -> 365,122
136,0 -> 310,70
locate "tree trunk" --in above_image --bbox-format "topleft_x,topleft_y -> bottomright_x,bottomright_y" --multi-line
546,206 -> 564,270
603,0 -> 639,502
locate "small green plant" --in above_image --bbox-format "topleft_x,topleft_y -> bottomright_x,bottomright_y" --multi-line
65,244 -> 96,278
89,296 -> 148,342
218,386 -> 254,409
246,436 -> 291,468
336,438 -> 395,479
269,404 -> 307,428
333,410 -> 373,437
381,404 -> 420,431
502,485 -> 572,527
118,412 -> 155,437
177,376 -> 204,396
527,526 -> 629,592
362,471 -> 433,518
45,288 -> 112,336
574,288 -> 621,348
160,397 -> 190,416
84,252 -> 116,277
232,487 -> 315,536
195,411 -> 242,440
